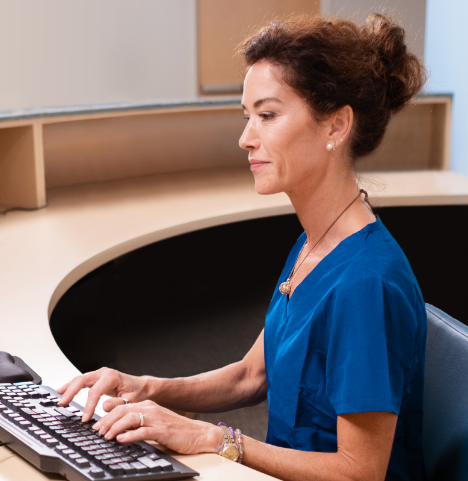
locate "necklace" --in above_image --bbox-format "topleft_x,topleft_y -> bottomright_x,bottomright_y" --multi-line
278,189 -> 366,296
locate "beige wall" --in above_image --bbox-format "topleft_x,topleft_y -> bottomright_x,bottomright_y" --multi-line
321,0 -> 426,61
198,0 -> 320,92
0,0 -> 197,111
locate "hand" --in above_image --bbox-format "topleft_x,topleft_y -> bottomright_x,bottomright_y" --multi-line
93,400 -> 223,455
56,367 -> 150,422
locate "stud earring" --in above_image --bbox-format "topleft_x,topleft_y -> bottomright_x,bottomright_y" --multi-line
326,141 -> 336,151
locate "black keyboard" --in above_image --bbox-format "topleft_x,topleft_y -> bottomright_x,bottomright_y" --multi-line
0,382 -> 198,480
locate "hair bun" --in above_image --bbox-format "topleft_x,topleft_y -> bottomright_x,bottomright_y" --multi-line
363,13 -> 425,114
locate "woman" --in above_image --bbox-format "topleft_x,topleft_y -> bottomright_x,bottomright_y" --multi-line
58,13 -> 427,481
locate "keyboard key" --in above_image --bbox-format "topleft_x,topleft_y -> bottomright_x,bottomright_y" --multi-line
88,468 -> 105,478
69,453 -> 81,460
108,464 -> 124,476
131,461 -> 148,473
62,449 -> 76,456
75,458 -> 90,468
82,445 -> 98,452
35,388 -> 50,396
19,421 -> 31,429
118,462 -> 136,474
148,453 -> 160,460
156,459 -> 174,471
55,444 -> 68,453
55,407 -> 74,417
138,456 -> 162,472
45,438 -> 59,446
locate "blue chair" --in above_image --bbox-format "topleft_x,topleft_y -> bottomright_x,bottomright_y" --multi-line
424,304 -> 468,480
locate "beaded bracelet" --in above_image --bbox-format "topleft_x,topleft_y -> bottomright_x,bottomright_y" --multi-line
235,429 -> 243,464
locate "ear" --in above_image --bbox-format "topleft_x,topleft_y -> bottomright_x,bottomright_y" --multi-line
327,105 -> 353,147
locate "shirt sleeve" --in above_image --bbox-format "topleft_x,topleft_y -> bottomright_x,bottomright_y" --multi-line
326,274 -> 418,416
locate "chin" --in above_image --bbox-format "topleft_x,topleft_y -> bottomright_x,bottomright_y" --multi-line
253,177 -> 283,196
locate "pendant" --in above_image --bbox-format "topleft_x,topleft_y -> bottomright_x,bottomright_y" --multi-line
279,281 -> 291,295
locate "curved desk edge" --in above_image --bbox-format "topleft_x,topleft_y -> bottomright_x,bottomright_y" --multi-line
48,203 -> 294,318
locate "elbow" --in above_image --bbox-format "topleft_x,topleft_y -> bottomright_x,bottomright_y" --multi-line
239,358 -> 267,403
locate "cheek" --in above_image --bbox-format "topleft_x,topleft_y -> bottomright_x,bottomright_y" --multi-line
267,125 -> 319,176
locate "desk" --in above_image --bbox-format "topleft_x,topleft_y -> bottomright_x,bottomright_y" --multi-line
1,166 -> 468,480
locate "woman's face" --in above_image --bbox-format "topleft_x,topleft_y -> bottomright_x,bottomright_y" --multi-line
239,61 -> 332,196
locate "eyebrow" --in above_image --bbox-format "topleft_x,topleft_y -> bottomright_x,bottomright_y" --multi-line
241,97 -> 283,110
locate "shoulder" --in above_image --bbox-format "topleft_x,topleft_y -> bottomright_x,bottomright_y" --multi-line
329,219 -> 426,329
338,217 -> 420,293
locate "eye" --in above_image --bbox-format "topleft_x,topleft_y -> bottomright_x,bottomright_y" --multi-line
242,116 -> 250,120
260,112 -> 276,121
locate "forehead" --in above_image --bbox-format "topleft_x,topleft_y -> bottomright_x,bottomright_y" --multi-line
242,61 -> 296,105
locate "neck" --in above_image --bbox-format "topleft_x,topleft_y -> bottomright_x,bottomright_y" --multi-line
286,166 -> 371,246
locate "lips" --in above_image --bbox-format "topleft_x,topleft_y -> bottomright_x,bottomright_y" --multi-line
249,159 -> 270,171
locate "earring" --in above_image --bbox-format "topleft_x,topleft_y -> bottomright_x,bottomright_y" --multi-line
326,141 -> 336,151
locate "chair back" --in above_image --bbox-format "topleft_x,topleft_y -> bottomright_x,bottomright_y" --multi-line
424,304 -> 468,480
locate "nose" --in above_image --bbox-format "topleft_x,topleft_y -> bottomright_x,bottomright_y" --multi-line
239,118 -> 260,152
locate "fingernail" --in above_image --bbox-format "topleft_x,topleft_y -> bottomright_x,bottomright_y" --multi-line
93,422 -> 101,430
117,434 -> 127,442
99,427 -> 107,436
105,433 -> 111,440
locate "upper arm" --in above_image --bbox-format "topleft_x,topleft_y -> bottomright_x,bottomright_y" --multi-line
337,411 -> 397,481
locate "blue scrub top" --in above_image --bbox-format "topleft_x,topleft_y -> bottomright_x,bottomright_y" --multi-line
264,217 -> 426,481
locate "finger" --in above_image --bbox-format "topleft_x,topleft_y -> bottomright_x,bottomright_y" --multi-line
57,370 -> 102,408
117,427 -> 152,444
104,411 -> 142,440
94,404 -> 130,435
82,369 -> 119,422
103,397 -> 127,413
56,380 -> 72,394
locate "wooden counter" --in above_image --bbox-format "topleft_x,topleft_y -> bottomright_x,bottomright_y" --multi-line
0,93 -> 465,480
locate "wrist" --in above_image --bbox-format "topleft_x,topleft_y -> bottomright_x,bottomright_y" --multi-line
203,423 -> 224,453
141,375 -> 162,401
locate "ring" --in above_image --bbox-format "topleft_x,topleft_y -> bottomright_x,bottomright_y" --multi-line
139,413 -> 145,427
120,398 -> 130,405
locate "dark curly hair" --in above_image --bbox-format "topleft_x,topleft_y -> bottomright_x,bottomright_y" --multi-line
239,14 -> 426,160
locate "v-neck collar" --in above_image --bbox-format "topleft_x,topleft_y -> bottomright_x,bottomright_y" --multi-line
285,216 -> 381,305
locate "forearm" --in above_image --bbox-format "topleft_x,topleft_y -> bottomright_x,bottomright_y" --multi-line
242,437 -> 371,481
144,360 -> 266,413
